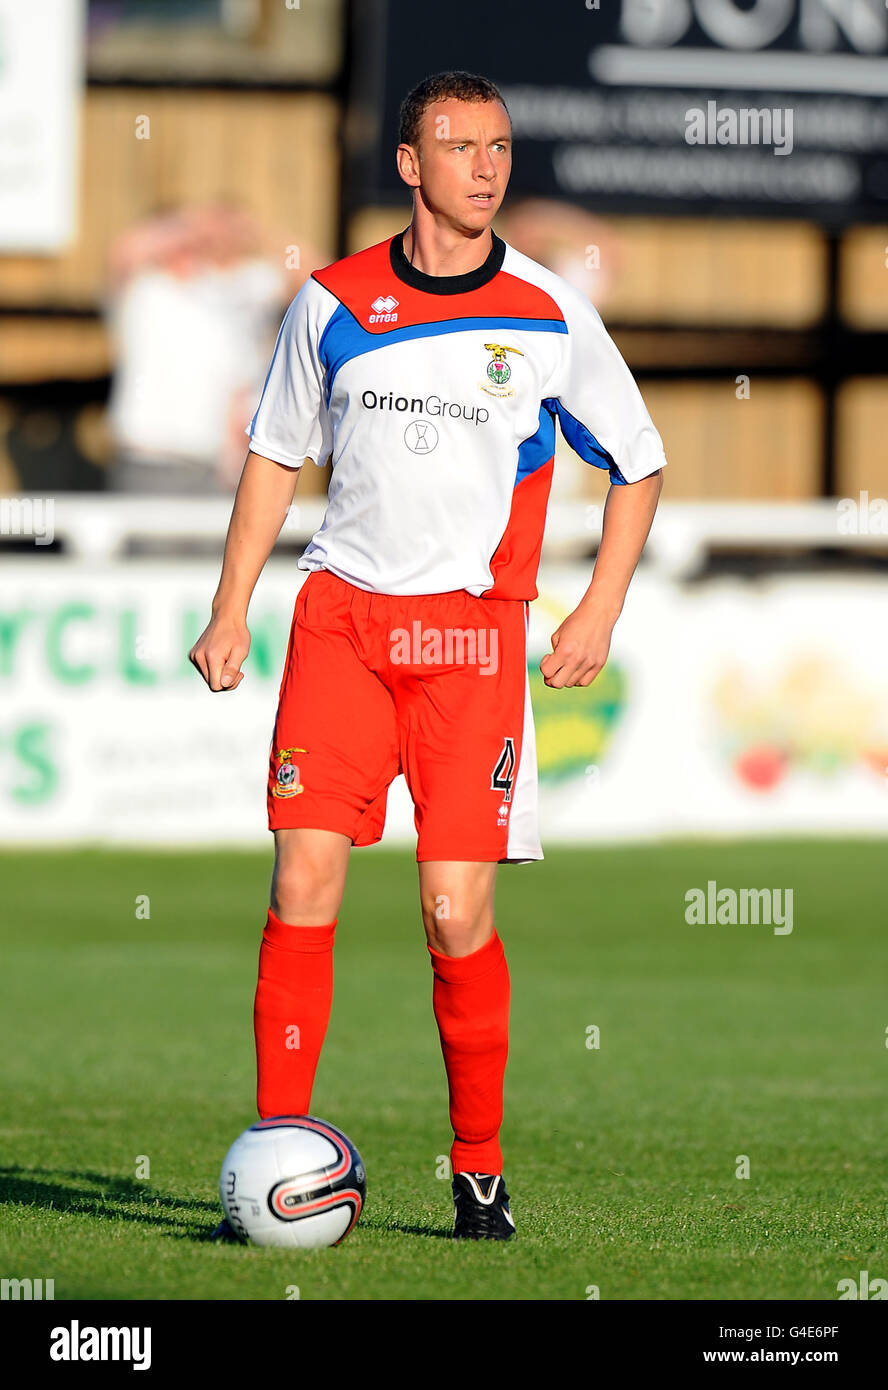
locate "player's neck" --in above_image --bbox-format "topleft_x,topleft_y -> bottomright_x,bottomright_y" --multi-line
401,220 -> 493,279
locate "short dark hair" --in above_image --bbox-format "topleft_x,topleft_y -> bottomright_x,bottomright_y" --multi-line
398,71 -> 510,152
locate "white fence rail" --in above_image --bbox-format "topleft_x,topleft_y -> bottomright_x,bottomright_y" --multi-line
2,495 -> 886,577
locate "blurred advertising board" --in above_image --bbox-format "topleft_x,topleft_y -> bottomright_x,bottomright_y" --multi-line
1,560 -> 886,846
347,0 -> 888,223
0,0 -> 86,251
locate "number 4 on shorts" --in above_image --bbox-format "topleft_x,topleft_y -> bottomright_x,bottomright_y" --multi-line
491,737 -> 516,803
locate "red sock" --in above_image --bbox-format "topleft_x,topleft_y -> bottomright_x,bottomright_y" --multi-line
427,929 -> 510,1176
253,908 -> 336,1119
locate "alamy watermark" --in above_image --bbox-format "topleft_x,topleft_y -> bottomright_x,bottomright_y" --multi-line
2,1276 -> 54,1300
837,491 -> 888,535
685,881 -> 793,935
49,1322 -> 151,1369
0,497 -> 54,546
389,623 -> 498,675
685,101 -> 793,156
836,1270 -> 886,1299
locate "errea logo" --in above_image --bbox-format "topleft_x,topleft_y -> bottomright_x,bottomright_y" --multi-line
370,295 -> 398,323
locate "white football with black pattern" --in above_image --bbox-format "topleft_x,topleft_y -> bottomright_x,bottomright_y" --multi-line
219,1115 -> 366,1248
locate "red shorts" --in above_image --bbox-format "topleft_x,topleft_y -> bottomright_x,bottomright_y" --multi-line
267,568 -> 542,863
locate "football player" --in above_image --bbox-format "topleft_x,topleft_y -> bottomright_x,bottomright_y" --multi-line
191,70 -> 665,1241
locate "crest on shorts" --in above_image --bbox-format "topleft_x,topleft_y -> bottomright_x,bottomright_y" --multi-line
273,746 -> 306,798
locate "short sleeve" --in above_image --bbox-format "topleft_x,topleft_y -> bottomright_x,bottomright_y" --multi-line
245,276 -> 334,469
546,290 -> 667,485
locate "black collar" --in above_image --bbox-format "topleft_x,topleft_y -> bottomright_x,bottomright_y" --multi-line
390,228 -> 506,295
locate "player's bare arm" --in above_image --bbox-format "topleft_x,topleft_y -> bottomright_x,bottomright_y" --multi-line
540,468 -> 663,690
189,450 -> 299,691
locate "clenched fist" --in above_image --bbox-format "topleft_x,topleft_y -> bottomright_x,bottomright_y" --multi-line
189,613 -> 251,692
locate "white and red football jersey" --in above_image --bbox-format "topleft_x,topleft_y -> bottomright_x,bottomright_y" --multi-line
247,230 -> 667,598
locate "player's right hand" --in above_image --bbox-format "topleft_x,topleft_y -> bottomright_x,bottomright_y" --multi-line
188,615 -> 251,692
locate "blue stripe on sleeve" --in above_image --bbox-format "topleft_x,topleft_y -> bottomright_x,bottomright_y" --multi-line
548,398 -> 627,484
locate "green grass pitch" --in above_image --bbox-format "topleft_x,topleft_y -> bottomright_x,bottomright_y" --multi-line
0,841 -> 884,1301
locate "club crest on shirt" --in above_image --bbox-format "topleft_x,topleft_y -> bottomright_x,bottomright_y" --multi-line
272,746 -> 306,798
479,343 -> 523,398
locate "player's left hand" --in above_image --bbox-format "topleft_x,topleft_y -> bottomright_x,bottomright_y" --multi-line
539,607 -> 614,689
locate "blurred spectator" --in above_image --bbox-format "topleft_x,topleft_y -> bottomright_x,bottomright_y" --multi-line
105,200 -> 324,493
496,198 -> 624,309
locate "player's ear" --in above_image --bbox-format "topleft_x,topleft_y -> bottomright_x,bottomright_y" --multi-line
396,143 -> 421,188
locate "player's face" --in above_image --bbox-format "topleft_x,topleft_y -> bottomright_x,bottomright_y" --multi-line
411,99 -> 511,232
